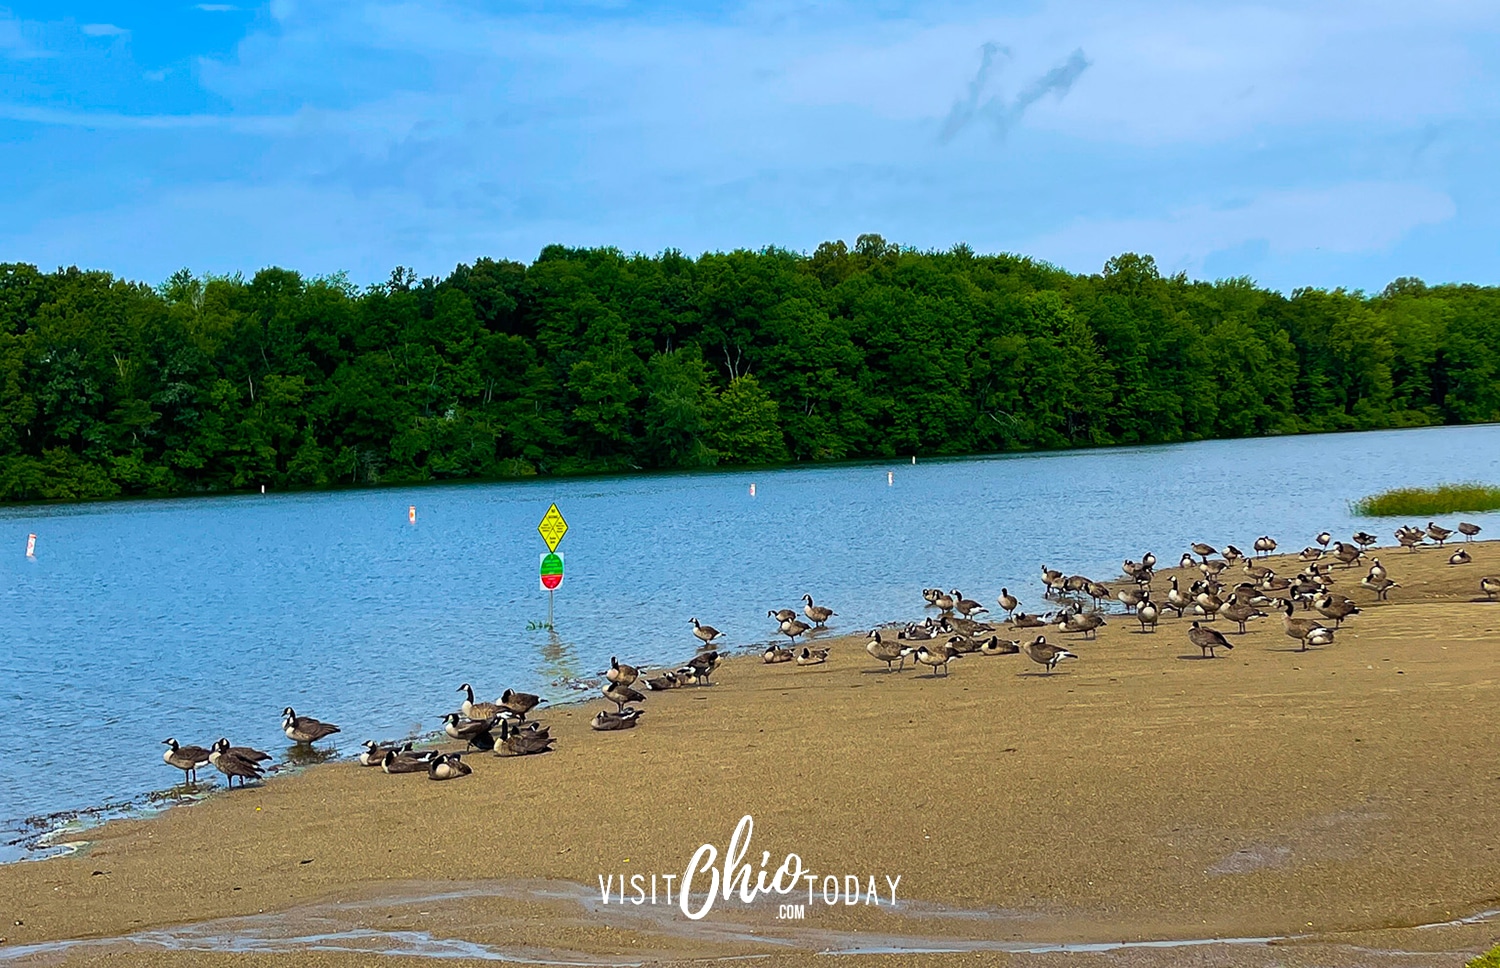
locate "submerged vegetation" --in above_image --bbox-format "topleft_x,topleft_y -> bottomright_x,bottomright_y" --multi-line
3,238 -> 1500,502
1352,483 -> 1500,517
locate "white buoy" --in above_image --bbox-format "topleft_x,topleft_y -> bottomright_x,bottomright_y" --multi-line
409,505 -> 417,524
911,455 -> 916,464
260,484 -> 266,494
26,533 -> 36,557
749,483 -> 756,497
888,471 -> 894,486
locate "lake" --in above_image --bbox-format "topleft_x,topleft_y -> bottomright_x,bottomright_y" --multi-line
3,424 -> 1499,858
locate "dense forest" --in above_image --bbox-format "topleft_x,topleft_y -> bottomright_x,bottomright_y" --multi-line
1,236 -> 1496,502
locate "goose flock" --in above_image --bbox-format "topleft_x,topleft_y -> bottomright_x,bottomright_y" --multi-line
159,519 -> 1497,792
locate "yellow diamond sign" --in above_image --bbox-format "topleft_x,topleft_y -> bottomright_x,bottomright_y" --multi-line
537,504 -> 568,552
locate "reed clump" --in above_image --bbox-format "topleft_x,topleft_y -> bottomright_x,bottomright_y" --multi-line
1352,483 -> 1500,516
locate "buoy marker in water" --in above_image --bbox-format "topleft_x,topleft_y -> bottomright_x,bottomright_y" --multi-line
749,483 -> 756,497
888,471 -> 894,486
26,533 -> 36,557
911,455 -> 916,464
261,484 -> 266,494
409,505 -> 417,524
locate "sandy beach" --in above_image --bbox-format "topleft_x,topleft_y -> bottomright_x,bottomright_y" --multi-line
2,540 -> 1498,967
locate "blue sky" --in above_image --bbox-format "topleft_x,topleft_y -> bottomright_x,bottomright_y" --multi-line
2,1 -> 1498,292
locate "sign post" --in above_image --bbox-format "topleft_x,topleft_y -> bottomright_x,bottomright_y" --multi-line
537,504 -> 569,628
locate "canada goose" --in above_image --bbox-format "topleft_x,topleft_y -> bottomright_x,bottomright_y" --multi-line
681,650 -> 720,684
951,590 -> 987,619
942,633 -> 983,655
944,615 -> 993,635
1367,558 -> 1387,582
689,617 -> 723,647
604,657 -> 639,686
426,752 -> 472,780
1142,551 -> 1158,570
796,647 -> 830,666
1024,636 -> 1075,673
1221,546 -> 1242,564
1281,601 -> 1328,651
442,713 -> 496,752
1314,595 -> 1360,627
1480,577 -> 1500,600
762,645 -> 794,664
381,749 -> 434,774
591,707 -> 644,731
913,643 -> 960,676
457,684 -> 504,722
1218,600 -> 1266,634
1193,588 -> 1224,617
896,621 -> 936,641
644,672 -> 682,690
779,618 -> 812,643
1056,610 -> 1105,639
1333,542 -> 1361,567
1397,530 -> 1425,552
1459,522 -> 1482,541
1187,622 -> 1232,658
1316,531 -> 1331,548
979,637 -> 1020,656
801,594 -> 836,626
1116,586 -> 1146,613
1427,522 -> 1454,546
161,738 -> 212,784
209,738 -> 264,788
1243,561 -> 1274,581
1254,536 -> 1277,558
1449,548 -> 1472,566
281,708 -> 340,745
1298,547 -> 1324,562
499,720 -> 556,755
934,590 -> 956,612
1164,577 -> 1189,617
1305,626 -> 1336,648
1360,576 -> 1400,600
1190,542 -> 1216,563
1178,553 -> 1195,569
602,681 -> 645,712
359,740 -> 411,766
768,608 -> 798,624
1199,559 -> 1228,578
1136,599 -> 1160,633
922,587 -> 942,606
1353,531 -> 1378,551
997,588 -> 1019,618
501,688 -> 545,721
866,631 -> 911,672
1009,612 -> 1047,629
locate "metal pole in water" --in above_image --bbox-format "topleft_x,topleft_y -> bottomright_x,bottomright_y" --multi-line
548,589 -> 554,629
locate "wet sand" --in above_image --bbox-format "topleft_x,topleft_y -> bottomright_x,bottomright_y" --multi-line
1,539 -> 1498,966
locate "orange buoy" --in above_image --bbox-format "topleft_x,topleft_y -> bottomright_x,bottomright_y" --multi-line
409,505 -> 417,523
749,483 -> 756,497
26,533 -> 36,557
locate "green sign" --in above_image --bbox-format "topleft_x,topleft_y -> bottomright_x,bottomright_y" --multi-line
540,551 -> 564,590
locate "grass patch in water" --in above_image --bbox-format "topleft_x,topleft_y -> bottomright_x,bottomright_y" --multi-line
1468,944 -> 1500,968
1351,483 -> 1500,517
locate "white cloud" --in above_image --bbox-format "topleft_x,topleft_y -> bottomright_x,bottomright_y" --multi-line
1025,182 -> 1458,277
194,4 -> 240,11
0,11 -> 52,59
81,23 -> 130,38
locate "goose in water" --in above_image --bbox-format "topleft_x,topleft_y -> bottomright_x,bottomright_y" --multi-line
997,588 -> 1019,618
281,708 -> 340,745
1187,622 -> 1233,658
801,595 -> 836,626
690,617 -> 724,647
768,608 -> 798,624
161,738 -> 212,784
1024,636 -> 1075,674
210,738 -> 264,788
779,618 -> 812,644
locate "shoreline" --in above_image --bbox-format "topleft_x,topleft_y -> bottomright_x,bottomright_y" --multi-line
2,541 -> 1498,965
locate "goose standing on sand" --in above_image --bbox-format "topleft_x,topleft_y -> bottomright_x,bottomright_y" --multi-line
997,588 -> 1019,618
1164,577 -> 1189,617
427,752 -> 472,780
866,631 -> 912,672
913,643 -> 960,677
1353,531 -> 1378,551
1187,621 -> 1233,658
501,688 -> 545,721
1179,553 -> 1195,569
1116,586 -> 1146,613
1024,636 -> 1075,674
602,681 -> 645,712
604,657 -> 639,686
1281,601 -> 1330,651
457,684 -> 504,722
1314,595 -> 1360,627
934,589 -> 957,612
442,713 -> 496,752
1316,531 -> 1331,549
1459,522 -> 1482,542
1481,577 -> 1500,600
1367,558 -> 1387,582
1221,546 -> 1243,564
1427,522 -> 1454,546
1219,600 -> 1266,634
951,590 -> 987,619
1397,529 -> 1425,552
592,707 -> 644,731
681,650 -> 720,685
1191,542 -> 1217,563
161,738 -> 212,784
282,708 -> 340,745
209,738 -> 264,788
1254,536 -> 1277,558
779,618 -> 811,644
1136,598 -> 1160,633
1057,610 -> 1106,639
1449,548 -> 1472,566
801,595 -> 836,627
1360,576 -> 1400,600
690,618 -> 724,648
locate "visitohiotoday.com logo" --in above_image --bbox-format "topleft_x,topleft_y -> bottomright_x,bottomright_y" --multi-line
597,814 -> 903,920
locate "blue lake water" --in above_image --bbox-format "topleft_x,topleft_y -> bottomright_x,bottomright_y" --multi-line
3,423 -> 1499,857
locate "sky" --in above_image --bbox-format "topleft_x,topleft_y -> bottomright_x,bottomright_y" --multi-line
2,0 -> 1499,293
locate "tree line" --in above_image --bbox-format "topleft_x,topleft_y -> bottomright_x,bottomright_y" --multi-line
1,236 -> 1495,502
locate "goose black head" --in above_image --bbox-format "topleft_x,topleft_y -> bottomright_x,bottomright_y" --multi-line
162,738 -> 176,747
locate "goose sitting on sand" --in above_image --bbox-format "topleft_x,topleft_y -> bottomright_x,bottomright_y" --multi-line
801,594 -> 836,626
1056,610 -> 1106,639
644,671 -> 683,690
591,707 -> 644,731
281,708 -> 340,745
1459,522 -> 1482,541
1187,621 -> 1233,658
1481,577 -> 1500,600
866,631 -> 912,672
980,637 -> 1021,656
162,738 -> 212,784
763,645 -> 794,664
499,720 -> 555,756
1024,636 -> 1075,674
796,647 -> 830,666
359,740 -> 411,766
997,588 -> 1019,618
690,617 -> 724,647
380,749 -> 435,774
1009,612 -> 1048,629
427,752 -> 472,780
913,643 -> 961,676
1449,548 -> 1472,566
1427,522 -> 1454,546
